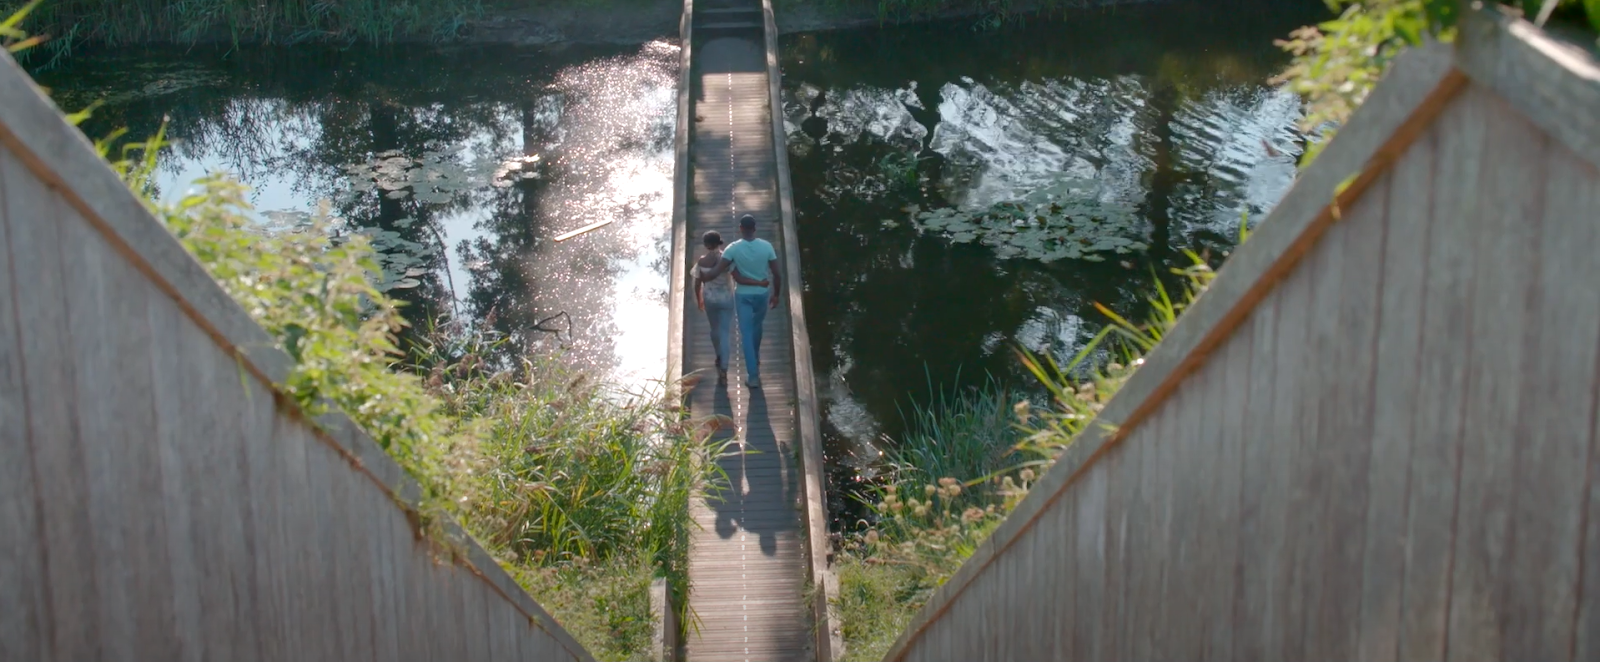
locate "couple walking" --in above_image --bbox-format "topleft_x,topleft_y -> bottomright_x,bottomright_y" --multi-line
694,214 -> 781,387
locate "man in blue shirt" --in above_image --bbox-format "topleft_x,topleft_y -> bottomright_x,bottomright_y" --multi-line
697,214 -> 781,387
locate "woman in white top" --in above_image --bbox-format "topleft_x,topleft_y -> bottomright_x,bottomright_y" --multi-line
695,231 -> 765,381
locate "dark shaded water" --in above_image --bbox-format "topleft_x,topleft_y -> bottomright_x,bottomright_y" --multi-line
776,2 -> 1326,508
38,0 -> 1327,523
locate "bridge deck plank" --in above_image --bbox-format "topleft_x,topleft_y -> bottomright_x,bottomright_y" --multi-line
680,21 -> 813,662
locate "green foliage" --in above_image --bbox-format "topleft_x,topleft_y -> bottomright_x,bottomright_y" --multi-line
0,0 -> 484,52
875,151 -> 923,192
1275,0 -> 1598,166
162,176 -> 462,504
512,557 -> 657,660
834,556 -> 922,662
1,0 -> 43,51
883,372 -> 1023,503
424,344 -> 709,660
432,347 -> 711,583
1273,0 -> 1458,164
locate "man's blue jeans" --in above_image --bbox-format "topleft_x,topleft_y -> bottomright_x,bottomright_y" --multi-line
735,292 -> 768,381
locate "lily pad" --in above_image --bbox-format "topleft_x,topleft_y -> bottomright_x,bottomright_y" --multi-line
908,182 -> 1150,263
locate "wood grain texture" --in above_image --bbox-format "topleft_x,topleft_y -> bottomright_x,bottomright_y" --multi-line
0,148 -> 47,662
0,43 -> 595,662
1456,6 -> 1600,172
1506,125 -> 1600,662
1355,123 -> 1433,662
1445,86 -> 1548,660
1299,167 -> 1385,661
1397,89 -> 1483,662
1563,156 -> 1600,662
2,150 -> 100,662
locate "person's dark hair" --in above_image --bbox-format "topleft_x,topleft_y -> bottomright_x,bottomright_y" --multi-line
738,214 -> 757,229
702,231 -> 723,248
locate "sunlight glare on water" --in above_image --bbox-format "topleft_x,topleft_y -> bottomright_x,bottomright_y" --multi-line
512,39 -> 679,384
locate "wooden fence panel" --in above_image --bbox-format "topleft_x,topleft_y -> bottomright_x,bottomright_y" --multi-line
1356,118 -> 1432,662
1551,149 -> 1600,662
0,149 -> 46,662
883,10 -> 1600,661
1507,108 -> 1600,662
0,50 -> 594,662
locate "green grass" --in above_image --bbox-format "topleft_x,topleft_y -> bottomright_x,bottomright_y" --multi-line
884,371 -> 1024,501
835,556 -> 927,661
1,0 -> 486,50
511,554 -> 658,660
420,335 -> 718,655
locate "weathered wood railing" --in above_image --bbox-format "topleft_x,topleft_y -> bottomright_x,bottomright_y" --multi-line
0,51 -> 594,662
883,8 -> 1600,661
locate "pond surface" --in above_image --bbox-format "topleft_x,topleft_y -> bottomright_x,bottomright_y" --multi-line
39,40 -> 681,385
39,0 -> 1327,521
777,2 -> 1326,503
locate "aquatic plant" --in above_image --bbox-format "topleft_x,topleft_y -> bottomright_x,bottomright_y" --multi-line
340,148 -> 535,204
875,150 -> 923,192
909,178 -> 1146,263
881,371 -> 1024,506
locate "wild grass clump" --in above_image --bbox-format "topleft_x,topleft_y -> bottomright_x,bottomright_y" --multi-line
882,372 -> 1022,506
418,334 -> 707,659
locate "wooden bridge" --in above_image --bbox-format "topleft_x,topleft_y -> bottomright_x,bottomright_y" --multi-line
665,0 -> 839,659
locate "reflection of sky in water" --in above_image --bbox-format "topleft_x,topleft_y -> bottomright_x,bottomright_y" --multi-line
143,42 -> 678,385
504,42 -> 677,384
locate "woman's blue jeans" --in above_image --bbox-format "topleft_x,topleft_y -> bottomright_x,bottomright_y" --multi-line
735,292 -> 769,380
705,298 -> 734,371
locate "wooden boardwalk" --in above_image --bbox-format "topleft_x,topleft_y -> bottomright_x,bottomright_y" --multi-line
670,0 -> 828,659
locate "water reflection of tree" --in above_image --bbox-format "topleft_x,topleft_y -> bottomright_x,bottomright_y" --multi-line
45,44 -> 640,353
458,94 -> 561,356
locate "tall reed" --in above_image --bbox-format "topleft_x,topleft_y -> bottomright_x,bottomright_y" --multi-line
883,370 -> 1022,503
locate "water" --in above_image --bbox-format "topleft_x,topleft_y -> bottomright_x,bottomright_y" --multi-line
38,41 -> 681,385
40,0 -> 1326,522
775,2 -> 1327,507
